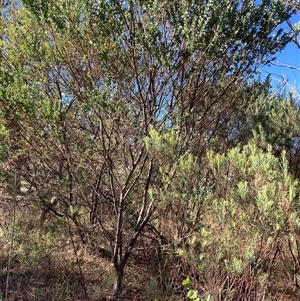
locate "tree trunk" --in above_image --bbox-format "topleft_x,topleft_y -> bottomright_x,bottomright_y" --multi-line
113,267 -> 124,298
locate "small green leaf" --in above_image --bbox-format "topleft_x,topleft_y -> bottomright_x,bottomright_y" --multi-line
187,289 -> 198,299
182,277 -> 191,286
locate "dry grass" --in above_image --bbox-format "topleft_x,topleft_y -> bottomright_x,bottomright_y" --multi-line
1,201 -> 300,301
0,201 -> 163,301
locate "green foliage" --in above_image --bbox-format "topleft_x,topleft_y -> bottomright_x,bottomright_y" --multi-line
208,140 -> 297,233
182,278 -> 212,301
0,119 -> 9,161
194,140 -> 299,298
0,0 -> 298,299
182,277 -> 192,286
182,278 -> 199,301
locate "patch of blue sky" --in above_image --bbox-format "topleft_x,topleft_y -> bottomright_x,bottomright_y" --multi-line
260,13 -> 300,97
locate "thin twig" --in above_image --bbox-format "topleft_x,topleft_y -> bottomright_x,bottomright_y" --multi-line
5,170 -> 17,300
67,221 -> 90,301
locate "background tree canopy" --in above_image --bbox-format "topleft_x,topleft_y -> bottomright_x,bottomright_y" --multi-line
0,0 -> 300,300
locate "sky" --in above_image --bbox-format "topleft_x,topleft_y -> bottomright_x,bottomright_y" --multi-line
260,13 -> 300,96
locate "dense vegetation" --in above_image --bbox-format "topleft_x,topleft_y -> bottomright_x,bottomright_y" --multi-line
0,0 -> 300,300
